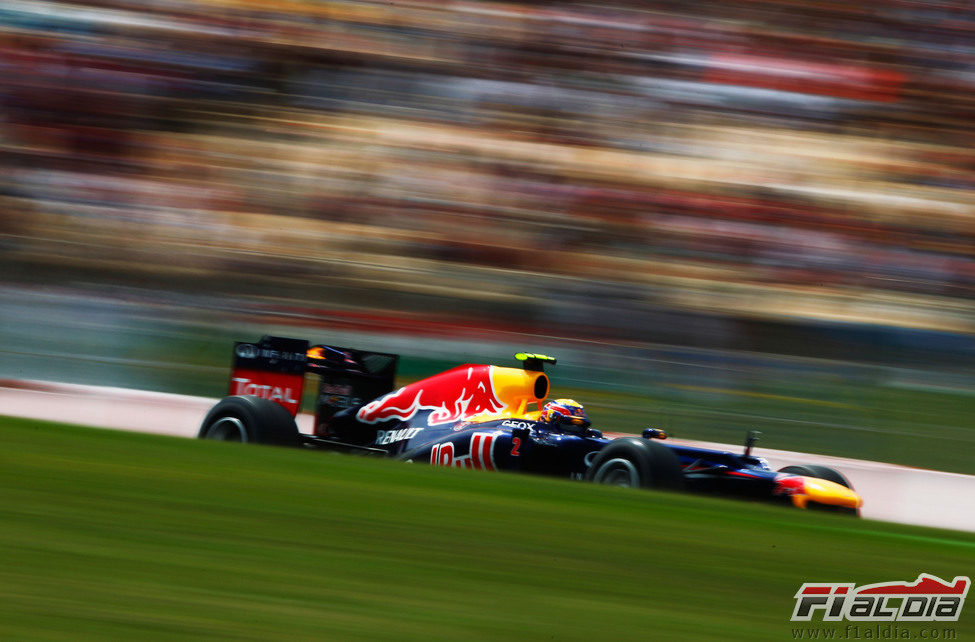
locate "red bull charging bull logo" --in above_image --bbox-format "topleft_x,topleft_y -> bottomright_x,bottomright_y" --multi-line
356,365 -> 506,426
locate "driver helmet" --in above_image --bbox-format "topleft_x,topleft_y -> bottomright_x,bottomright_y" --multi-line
539,398 -> 591,430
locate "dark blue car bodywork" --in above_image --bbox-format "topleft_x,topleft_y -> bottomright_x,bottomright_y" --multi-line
199,336 -> 862,514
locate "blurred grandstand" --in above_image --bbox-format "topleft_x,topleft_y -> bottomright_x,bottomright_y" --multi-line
2,0 -> 974,364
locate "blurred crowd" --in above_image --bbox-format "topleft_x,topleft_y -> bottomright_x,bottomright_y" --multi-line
2,0 -> 975,347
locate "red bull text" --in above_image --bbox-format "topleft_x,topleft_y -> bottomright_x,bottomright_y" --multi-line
430,433 -> 497,471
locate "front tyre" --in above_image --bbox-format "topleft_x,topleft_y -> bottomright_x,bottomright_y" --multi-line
199,396 -> 300,447
586,438 -> 685,491
778,464 -> 853,489
778,464 -> 860,516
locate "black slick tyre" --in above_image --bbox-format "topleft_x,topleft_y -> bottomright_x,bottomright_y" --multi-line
585,437 -> 685,490
777,465 -> 853,489
198,395 -> 300,447
778,464 -> 859,516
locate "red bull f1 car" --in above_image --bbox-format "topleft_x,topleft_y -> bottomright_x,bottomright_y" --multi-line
198,336 -> 862,515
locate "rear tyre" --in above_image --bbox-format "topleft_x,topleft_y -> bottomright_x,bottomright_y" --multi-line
586,438 -> 685,490
778,464 -> 859,516
199,396 -> 300,447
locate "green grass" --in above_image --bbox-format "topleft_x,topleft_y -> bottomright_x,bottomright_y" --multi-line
1,417 -> 972,640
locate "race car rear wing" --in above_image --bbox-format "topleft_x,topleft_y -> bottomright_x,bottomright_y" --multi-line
228,335 -> 398,419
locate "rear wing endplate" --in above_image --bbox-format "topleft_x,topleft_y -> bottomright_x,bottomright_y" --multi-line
229,335 -> 398,418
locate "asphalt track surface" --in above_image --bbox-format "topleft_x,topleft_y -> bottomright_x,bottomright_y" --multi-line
3,379 -> 973,533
